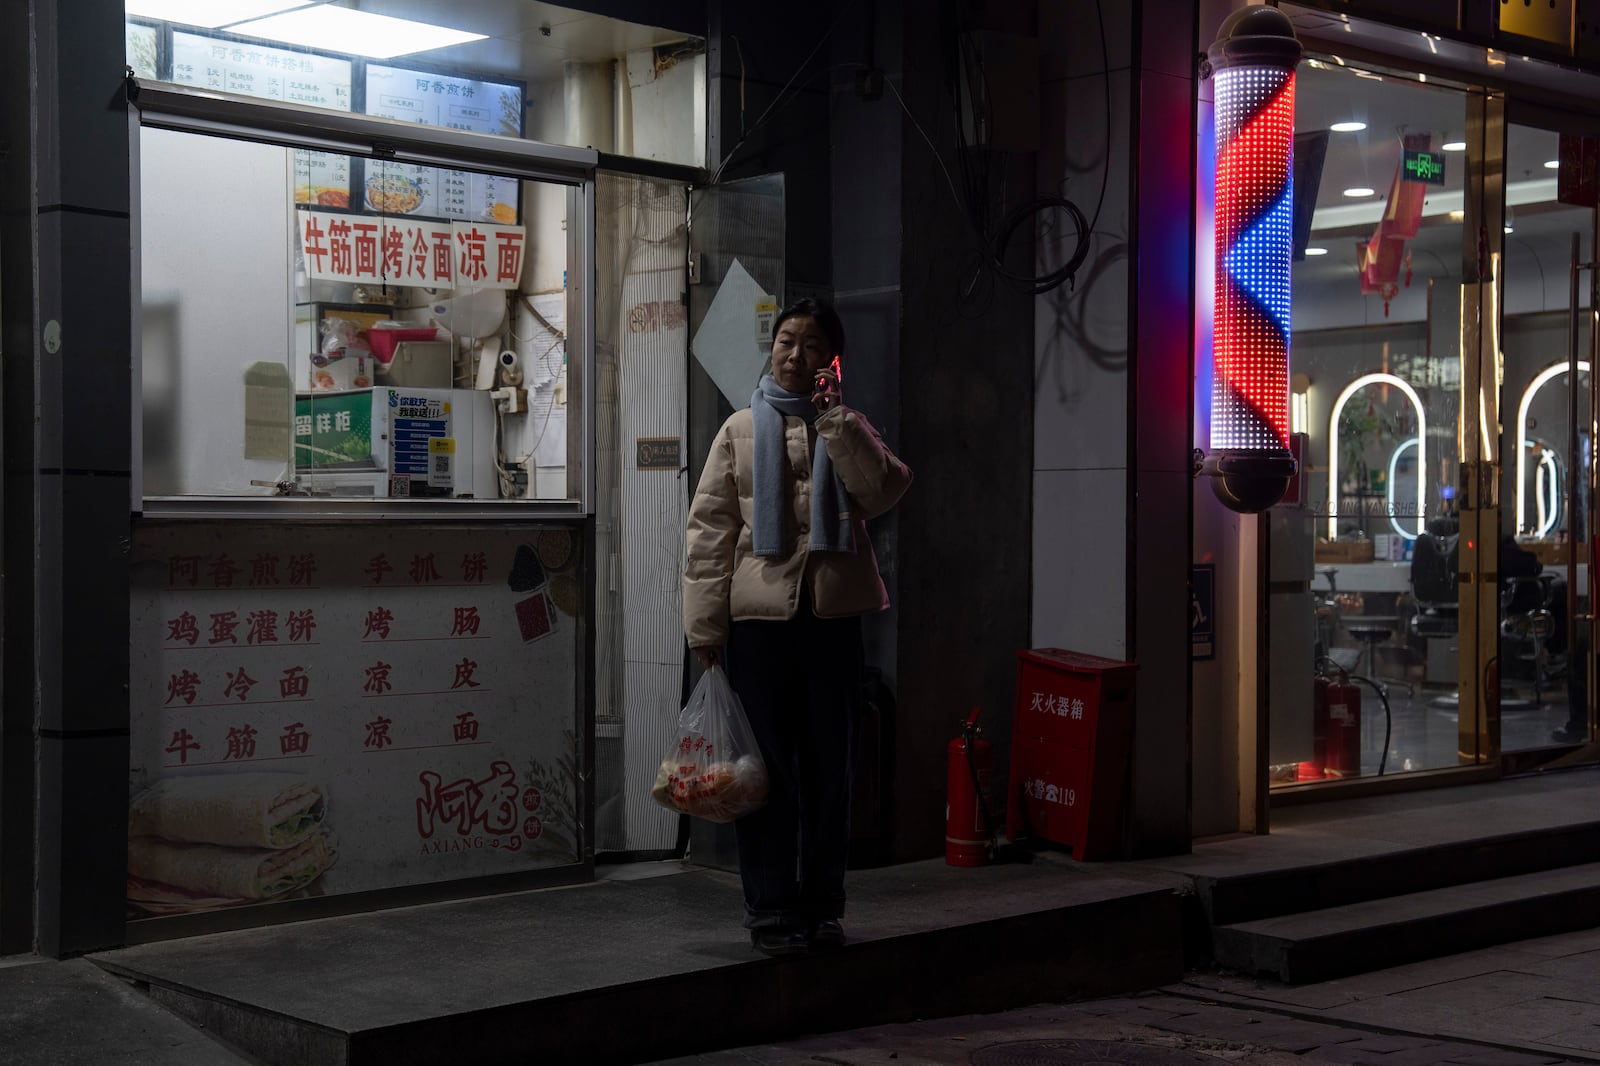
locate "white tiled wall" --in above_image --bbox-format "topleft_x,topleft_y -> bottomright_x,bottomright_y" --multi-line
1032,469 -> 1127,658
1033,11 -> 1133,655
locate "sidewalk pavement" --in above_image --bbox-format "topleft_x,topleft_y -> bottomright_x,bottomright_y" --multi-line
648,926 -> 1600,1065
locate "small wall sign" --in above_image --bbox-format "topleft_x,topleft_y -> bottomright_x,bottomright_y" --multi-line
636,437 -> 681,470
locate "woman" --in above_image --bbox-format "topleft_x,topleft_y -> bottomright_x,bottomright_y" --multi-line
684,298 -> 911,957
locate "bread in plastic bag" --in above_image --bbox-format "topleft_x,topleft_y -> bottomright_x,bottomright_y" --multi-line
650,667 -> 768,823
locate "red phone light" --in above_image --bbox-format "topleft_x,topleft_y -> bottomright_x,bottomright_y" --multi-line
830,355 -> 842,381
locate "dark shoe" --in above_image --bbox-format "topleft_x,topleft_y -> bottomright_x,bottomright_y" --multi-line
809,919 -> 845,950
750,929 -> 809,957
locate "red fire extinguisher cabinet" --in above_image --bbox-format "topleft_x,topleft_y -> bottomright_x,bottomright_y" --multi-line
1005,648 -> 1136,860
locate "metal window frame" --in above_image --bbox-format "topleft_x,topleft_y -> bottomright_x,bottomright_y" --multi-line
129,78 -> 599,518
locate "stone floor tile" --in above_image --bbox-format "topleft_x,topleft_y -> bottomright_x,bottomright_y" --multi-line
1467,999 -> 1600,1043
1215,1018 -> 1369,1052
1537,1024 -> 1600,1053
1508,951 -> 1600,993
1435,1049 -> 1572,1065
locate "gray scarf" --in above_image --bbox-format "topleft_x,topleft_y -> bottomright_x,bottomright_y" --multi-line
750,374 -> 854,556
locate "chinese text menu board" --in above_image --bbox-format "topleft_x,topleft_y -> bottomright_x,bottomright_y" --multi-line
170,31 -> 354,208
363,64 -> 523,224
129,523 -> 585,919
297,210 -> 527,289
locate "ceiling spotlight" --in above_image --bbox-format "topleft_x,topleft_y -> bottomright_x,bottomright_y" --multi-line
1304,247 -> 1329,256
1448,210 -> 1465,220
1504,222 -> 1515,233
1442,141 -> 1467,152
1330,121 -> 1367,132
1544,159 -> 1561,169
1342,187 -> 1376,197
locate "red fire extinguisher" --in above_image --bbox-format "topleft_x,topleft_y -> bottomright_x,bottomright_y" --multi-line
946,707 -> 993,867
1323,677 -> 1361,778
1300,676 -> 1331,780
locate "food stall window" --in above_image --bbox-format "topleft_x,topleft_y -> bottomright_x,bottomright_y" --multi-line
139,128 -> 585,506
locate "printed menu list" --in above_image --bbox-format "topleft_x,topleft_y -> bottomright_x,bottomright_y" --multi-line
363,65 -> 523,225
129,526 -> 585,917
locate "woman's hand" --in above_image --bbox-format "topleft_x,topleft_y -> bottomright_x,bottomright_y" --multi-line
812,366 -> 842,413
693,646 -> 722,669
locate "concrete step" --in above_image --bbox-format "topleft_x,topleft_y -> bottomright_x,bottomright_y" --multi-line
1194,820 -> 1600,926
91,858 -> 1184,1066
0,957 -> 254,1065
1212,860 -> 1600,984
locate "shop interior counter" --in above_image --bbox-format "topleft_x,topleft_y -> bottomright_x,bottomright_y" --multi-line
1313,562 -> 1589,594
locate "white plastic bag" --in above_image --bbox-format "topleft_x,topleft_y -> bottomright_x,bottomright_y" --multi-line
650,666 -> 769,823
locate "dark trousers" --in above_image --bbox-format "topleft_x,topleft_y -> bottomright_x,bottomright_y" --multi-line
726,596 -> 861,931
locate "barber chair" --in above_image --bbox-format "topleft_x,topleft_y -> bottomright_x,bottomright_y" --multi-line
1500,573 -> 1563,703
1410,530 -> 1461,705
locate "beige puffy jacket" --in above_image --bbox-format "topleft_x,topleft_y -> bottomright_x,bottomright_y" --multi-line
684,404 -> 912,649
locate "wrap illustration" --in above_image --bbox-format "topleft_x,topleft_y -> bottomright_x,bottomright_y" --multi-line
127,830 -> 337,901
129,773 -> 326,849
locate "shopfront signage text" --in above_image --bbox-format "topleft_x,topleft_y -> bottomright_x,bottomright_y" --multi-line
297,210 -> 525,289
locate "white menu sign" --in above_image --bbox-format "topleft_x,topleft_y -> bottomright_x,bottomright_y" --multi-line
171,31 -> 353,108
364,64 -> 523,225
128,524 -> 584,918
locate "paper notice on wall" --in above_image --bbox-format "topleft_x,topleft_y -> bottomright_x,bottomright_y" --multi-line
690,258 -> 773,410
243,362 -> 292,462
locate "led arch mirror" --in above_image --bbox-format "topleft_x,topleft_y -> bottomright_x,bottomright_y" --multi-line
1328,372 -> 1426,541
1515,360 -> 1590,536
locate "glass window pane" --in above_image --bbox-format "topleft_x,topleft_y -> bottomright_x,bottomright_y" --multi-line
139,126 -> 578,501
1274,61 -> 1470,784
126,3 -> 705,168
1499,120 -> 1593,752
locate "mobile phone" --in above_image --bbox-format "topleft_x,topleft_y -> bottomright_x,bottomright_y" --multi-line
817,355 -> 842,391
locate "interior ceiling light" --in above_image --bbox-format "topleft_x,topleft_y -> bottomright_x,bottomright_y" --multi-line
1304,247 -> 1329,256
1442,141 -> 1467,151
1330,121 -> 1367,132
1545,159 -> 1561,169
227,6 -> 487,59
124,0 -> 309,27
1449,209 -> 1465,220
1343,186 -> 1376,197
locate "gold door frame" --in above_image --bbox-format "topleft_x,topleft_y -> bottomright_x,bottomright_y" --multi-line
1456,91 -> 1505,765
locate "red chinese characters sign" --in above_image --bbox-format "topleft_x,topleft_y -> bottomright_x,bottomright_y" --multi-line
297,210 -> 526,289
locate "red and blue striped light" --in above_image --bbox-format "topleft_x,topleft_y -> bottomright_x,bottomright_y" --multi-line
1201,7 -> 1301,513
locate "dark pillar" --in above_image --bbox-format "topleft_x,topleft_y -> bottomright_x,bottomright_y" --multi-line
1123,0 -> 1199,856
2,0 -> 133,955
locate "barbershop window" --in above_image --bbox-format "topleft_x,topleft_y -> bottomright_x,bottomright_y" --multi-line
139,129 -> 583,503
1273,60 -> 1470,784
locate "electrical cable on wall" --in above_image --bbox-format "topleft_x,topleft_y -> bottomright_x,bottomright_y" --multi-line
882,0 -> 1111,297
709,10 -> 848,184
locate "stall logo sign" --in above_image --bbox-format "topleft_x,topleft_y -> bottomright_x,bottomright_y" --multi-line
415,760 -> 523,853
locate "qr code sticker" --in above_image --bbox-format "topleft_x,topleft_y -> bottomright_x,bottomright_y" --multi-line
388,475 -> 411,498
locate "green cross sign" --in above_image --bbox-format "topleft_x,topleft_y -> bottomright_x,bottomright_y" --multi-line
1402,148 -> 1446,186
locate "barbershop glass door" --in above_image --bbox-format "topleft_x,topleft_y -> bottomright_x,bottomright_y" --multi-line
1492,115 -> 1597,759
